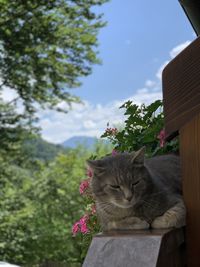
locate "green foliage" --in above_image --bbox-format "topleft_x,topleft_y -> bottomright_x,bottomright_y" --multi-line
101,100 -> 179,156
0,142 -> 112,266
0,160 -> 35,264
0,98 -> 35,160
0,148 -> 83,265
0,0 -> 108,113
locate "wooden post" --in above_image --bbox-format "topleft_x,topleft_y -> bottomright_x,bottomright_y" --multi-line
163,36 -> 200,266
83,229 -> 185,267
180,114 -> 200,266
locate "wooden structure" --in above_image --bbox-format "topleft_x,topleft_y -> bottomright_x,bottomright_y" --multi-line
163,36 -> 200,266
83,229 -> 185,267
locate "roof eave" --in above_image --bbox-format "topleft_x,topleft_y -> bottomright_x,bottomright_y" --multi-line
179,0 -> 200,36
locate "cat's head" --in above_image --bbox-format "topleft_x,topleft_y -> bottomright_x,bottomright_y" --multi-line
87,147 -> 151,209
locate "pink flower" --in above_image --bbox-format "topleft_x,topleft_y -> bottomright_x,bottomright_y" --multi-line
79,215 -> 89,234
105,127 -> 118,136
72,215 -> 89,236
79,179 -> 90,195
86,167 -> 93,178
79,214 -> 88,224
72,222 -> 80,236
111,149 -> 118,156
157,129 -> 166,148
80,222 -> 89,234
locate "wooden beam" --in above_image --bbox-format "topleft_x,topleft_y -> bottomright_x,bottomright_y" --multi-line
162,37 -> 200,139
180,112 -> 200,266
163,36 -> 200,266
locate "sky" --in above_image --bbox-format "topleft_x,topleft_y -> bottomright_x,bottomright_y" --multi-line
2,0 -> 196,143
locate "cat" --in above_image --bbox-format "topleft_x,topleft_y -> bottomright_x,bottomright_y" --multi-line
87,147 -> 186,231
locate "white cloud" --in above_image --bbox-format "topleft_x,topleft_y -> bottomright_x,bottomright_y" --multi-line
156,60 -> 169,80
38,87 -> 162,144
83,120 -> 96,129
169,40 -> 191,59
38,100 -> 123,143
0,85 -> 25,114
0,87 -> 18,102
156,40 -> 191,80
145,80 -> 156,88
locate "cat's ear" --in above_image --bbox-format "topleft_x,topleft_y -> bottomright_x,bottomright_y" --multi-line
130,146 -> 146,166
87,159 -> 105,176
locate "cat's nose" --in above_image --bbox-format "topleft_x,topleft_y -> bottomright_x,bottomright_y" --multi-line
124,190 -> 132,201
125,195 -> 132,202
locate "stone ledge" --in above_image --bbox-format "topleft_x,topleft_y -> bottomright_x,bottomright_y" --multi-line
83,228 -> 185,267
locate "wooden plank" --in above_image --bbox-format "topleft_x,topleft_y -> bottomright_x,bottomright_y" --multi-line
162,36 -> 200,139
180,112 -> 200,267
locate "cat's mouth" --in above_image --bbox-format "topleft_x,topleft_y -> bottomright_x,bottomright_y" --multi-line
111,200 -> 134,209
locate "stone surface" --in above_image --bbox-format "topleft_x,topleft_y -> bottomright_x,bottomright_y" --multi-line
83,228 -> 185,267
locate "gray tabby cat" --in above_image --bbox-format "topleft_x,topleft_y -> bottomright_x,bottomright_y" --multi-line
87,147 -> 186,231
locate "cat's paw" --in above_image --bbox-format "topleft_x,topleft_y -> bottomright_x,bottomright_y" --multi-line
151,213 -> 185,229
151,215 -> 173,229
106,217 -> 149,230
130,221 -> 150,230
126,217 -> 150,230
151,202 -> 186,229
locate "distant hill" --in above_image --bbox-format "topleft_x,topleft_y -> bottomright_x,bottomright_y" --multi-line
22,135 -> 109,163
22,136 -> 68,162
62,136 -> 98,149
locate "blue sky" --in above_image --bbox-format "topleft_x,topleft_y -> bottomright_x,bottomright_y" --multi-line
75,0 -> 194,104
2,0 -> 196,143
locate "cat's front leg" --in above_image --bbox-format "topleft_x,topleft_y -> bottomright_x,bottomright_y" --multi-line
106,217 -> 149,231
151,200 -> 186,229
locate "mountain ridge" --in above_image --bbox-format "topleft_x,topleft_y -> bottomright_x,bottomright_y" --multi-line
62,136 -> 98,148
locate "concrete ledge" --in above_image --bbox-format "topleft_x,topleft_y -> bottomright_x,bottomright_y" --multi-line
83,228 -> 185,267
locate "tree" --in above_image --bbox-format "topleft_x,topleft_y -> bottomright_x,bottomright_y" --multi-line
0,98 -> 35,160
0,0 -> 108,113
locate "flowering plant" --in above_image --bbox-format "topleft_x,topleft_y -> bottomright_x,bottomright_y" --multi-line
72,166 -> 100,255
101,100 -> 179,156
72,167 -> 98,235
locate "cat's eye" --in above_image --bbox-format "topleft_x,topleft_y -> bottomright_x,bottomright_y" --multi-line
109,184 -> 120,189
132,181 -> 140,187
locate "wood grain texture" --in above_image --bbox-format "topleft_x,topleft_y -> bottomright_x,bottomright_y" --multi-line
162,36 -> 200,139
180,112 -> 200,267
